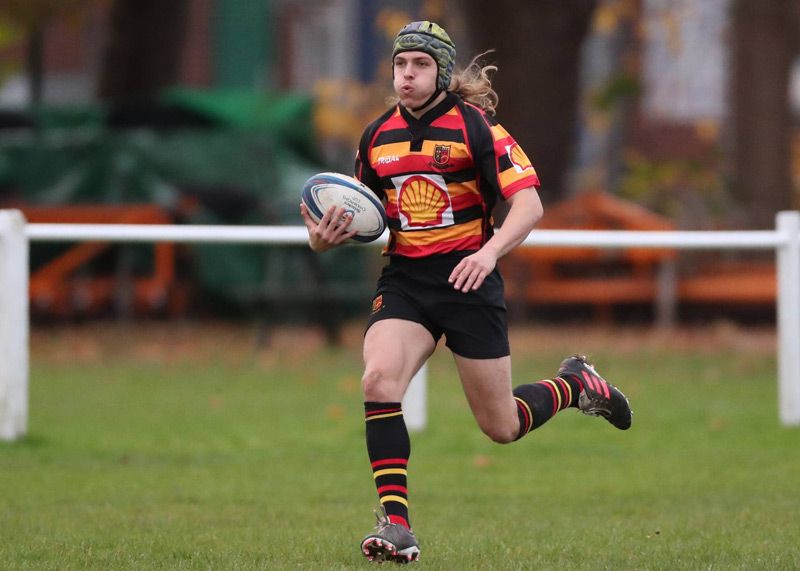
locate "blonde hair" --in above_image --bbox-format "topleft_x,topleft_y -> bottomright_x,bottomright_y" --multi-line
449,51 -> 499,115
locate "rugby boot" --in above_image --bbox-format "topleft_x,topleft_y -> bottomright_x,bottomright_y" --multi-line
558,355 -> 632,430
360,506 -> 420,564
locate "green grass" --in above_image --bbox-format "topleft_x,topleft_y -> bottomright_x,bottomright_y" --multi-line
1,324 -> 799,569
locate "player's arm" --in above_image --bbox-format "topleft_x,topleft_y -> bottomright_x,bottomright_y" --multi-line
300,203 -> 356,253
301,122 -> 381,253
448,187 -> 542,292
483,185 -> 542,255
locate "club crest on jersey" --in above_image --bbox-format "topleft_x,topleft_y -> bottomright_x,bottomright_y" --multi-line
433,144 -> 451,167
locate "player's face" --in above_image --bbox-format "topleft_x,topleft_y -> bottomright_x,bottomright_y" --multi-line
393,51 -> 438,109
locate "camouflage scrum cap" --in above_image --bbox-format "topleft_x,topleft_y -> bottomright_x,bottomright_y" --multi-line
392,21 -> 456,91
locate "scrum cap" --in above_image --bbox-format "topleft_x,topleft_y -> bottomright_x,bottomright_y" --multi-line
392,21 -> 456,92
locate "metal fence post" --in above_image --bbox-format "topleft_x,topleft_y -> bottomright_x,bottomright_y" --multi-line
776,211 -> 800,426
0,210 -> 29,440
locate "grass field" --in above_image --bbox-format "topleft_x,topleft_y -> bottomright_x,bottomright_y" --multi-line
2,321 -> 799,570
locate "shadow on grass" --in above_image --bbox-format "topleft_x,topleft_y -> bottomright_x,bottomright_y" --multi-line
0,433 -> 49,449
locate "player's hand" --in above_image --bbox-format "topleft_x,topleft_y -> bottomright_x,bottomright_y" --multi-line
300,203 -> 357,252
448,248 -> 498,293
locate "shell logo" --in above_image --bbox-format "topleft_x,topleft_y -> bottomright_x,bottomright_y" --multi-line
505,143 -> 533,173
398,176 -> 451,227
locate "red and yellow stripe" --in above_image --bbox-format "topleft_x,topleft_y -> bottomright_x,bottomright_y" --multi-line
365,407 -> 403,421
514,396 -> 533,435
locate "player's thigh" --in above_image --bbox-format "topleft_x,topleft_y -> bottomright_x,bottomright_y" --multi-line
453,354 -> 518,438
362,318 -> 436,401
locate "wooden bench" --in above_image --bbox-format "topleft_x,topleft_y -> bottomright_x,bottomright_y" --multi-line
500,191 -> 777,321
500,190 -> 677,321
20,204 -> 187,319
677,261 -> 776,305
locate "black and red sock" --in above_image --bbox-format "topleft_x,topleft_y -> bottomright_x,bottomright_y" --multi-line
364,401 -> 411,529
512,375 -> 582,439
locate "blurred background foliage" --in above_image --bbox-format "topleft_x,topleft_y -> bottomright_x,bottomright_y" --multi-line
0,0 -> 798,325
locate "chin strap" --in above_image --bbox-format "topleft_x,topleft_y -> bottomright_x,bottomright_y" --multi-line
410,88 -> 442,113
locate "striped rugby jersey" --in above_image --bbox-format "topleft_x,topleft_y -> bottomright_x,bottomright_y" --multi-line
354,92 -> 540,258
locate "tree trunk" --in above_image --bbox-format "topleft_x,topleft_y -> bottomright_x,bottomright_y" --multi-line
731,0 -> 797,228
27,26 -> 43,107
97,0 -> 189,105
462,0 -> 597,204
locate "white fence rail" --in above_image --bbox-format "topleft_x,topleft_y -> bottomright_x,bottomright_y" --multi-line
2,209 -> 799,440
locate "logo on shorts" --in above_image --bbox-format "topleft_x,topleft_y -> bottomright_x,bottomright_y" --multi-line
371,294 -> 383,314
433,144 -> 451,167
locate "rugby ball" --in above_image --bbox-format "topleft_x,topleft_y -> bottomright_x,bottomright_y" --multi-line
301,172 -> 387,243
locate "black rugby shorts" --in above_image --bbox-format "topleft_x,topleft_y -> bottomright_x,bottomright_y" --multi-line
365,254 -> 510,359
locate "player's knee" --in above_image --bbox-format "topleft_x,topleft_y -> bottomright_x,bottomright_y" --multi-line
479,422 -> 517,444
361,367 -> 398,402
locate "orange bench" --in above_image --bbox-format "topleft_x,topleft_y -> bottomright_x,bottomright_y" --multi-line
677,261 -> 775,305
21,205 -> 187,318
500,191 -> 777,321
500,190 -> 677,319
